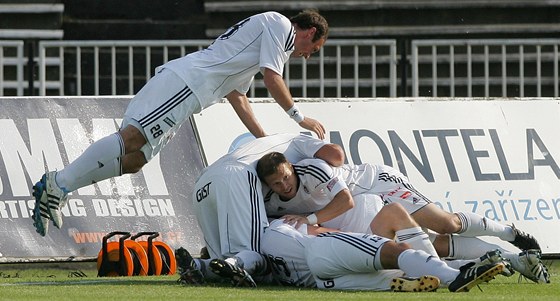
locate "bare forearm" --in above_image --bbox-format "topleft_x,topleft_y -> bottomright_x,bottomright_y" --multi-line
315,189 -> 354,223
227,91 -> 266,138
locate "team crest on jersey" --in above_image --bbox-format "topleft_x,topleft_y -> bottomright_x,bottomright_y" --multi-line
303,185 -> 309,194
326,178 -> 339,192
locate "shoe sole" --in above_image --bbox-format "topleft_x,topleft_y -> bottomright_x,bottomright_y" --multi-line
31,177 -> 49,236
391,275 -> 440,292
454,263 -> 505,292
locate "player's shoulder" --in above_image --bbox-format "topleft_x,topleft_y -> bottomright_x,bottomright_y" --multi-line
255,11 -> 289,23
295,157 -> 332,169
253,11 -> 292,33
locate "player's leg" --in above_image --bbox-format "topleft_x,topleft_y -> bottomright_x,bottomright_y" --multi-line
219,166 -> 268,257
208,249 -> 268,287
314,270 -> 411,291
369,201 -> 438,256
374,165 -> 540,251
308,233 -> 438,292
31,68 -> 199,235
436,234 -> 549,283
394,245 -> 507,292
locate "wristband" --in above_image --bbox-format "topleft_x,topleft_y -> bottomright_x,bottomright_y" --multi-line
286,104 -> 305,123
306,213 -> 318,225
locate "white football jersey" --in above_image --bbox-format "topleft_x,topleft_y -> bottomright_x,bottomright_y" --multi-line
264,158 -> 432,221
264,158 -> 348,216
206,133 -> 327,172
161,11 -> 295,111
264,159 -> 385,216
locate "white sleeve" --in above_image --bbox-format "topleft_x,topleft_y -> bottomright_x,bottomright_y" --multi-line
296,159 -> 348,200
283,134 -> 328,163
259,16 -> 293,76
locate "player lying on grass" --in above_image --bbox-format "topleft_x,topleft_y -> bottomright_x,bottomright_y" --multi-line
255,152 -> 550,283
176,215 -> 509,292
30,9 -> 330,236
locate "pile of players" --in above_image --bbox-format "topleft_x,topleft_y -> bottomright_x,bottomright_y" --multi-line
175,133 -> 550,292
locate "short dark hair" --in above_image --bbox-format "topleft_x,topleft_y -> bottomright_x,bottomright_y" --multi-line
290,9 -> 329,42
256,152 -> 289,184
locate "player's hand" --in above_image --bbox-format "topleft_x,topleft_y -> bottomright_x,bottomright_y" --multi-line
298,117 -> 325,140
282,214 -> 312,229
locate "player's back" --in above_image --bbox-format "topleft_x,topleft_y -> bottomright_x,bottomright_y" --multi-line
162,11 -> 293,106
211,133 -> 326,169
332,163 -> 378,195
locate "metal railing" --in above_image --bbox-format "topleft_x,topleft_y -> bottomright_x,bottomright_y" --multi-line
2,38 -> 557,98
411,39 -> 560,97
37,39 -> 398,98
0,40 -> 24,96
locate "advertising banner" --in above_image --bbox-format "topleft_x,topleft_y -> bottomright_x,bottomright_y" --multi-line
0,97 -> 205,260
193,98 -> 560,255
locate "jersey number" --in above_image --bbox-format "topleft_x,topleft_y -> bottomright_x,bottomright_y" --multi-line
219,18 -> 250,40
150,124 -> 163,139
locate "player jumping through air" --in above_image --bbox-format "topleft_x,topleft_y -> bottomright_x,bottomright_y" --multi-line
31,10 -> 330,236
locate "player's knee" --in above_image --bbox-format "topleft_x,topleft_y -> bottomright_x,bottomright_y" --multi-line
436,215 -> 462,234
120,125 -> 147,153
380,241 -> 411,269
121,151 -> 147,174
384,203 -> 416,225
395,241 -> 412,251
383,203 -> 407,216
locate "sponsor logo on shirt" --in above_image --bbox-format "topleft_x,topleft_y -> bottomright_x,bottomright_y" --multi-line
326,178 -> 339,192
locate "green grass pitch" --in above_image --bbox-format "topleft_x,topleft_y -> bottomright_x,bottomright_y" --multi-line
0,260 -> 556,301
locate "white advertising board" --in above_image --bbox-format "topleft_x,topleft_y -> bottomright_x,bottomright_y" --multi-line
193,98 -> 560,254
0,97 -> 205,259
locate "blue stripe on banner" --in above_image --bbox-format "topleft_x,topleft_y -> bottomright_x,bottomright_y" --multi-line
138,85 -> 192,128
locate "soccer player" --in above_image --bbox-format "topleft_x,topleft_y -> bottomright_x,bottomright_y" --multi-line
31,10 -> 330,236
177,211 -> 508,292
192,134 -> 343,264
256,152 -> 550,283
259,219 -> 506,292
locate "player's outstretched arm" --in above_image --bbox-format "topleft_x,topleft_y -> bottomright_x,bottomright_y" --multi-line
314,143 -> 345,167
263,67 -> 326,139
227,90 -> 267,138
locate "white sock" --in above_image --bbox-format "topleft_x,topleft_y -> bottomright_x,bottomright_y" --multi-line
447,235 -> 505,259
456,212 -> 515,241
234,250 -> 269,276
444,258 -> 478,269
397,249 -> 459,285
56,133 -> 125,191
395,227 -> 439,257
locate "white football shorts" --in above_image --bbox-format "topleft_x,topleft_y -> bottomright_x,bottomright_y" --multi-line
122,68 -> 202,161
306,232 -> 404,291
372,165 -> 432,215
